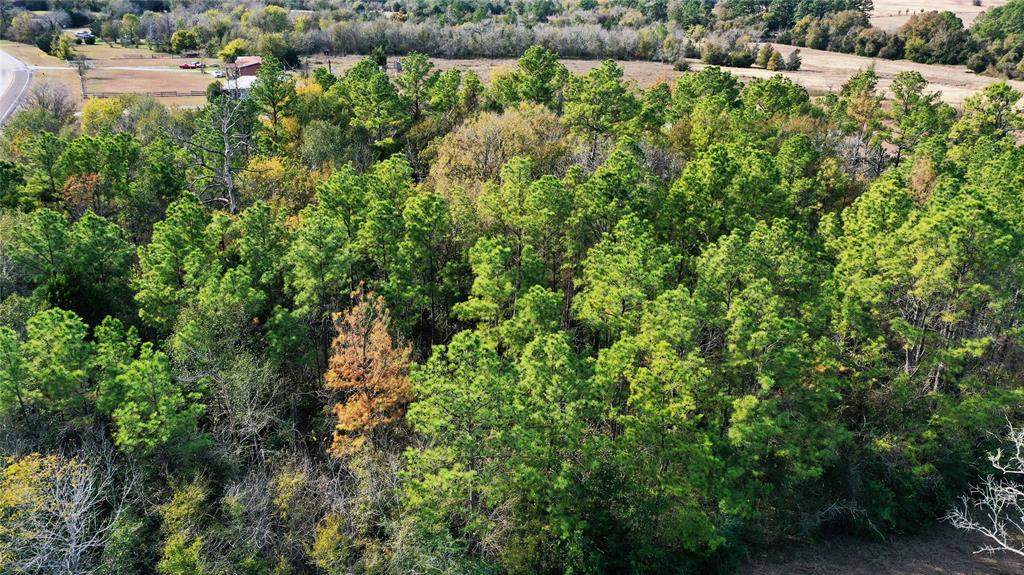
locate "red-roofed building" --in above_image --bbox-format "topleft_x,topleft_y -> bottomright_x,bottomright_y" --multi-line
227,56 -> 262,77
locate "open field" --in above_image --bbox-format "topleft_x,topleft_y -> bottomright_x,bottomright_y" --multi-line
69,39 -> 218,70
85,68 -> 213,97
871,0 -> 1009,31
714,44 -> 1024,104
3,21 -> 1021,114
0,40 -> 67,67
314,43 -> 1024,106
0,40 -> 212,107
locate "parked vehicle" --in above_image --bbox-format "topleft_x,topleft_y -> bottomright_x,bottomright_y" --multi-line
179,61 -> 206,69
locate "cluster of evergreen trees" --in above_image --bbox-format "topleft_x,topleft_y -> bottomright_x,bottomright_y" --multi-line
2,45 -> 1024,573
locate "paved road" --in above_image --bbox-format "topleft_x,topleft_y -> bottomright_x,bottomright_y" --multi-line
0,48 -> 31,125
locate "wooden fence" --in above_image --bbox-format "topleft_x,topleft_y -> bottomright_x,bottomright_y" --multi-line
87,90 -> 207,98
108,53 -> 202,60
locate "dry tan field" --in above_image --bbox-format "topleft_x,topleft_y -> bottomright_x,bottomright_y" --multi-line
0,40 -> 211,107
870,0 -> 1009,31
714,44 -> 1024,105
317,43 -> 1024,106
4,15 -> 1022,115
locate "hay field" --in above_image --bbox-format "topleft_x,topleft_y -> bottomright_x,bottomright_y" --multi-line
316,43 -> 1024,106
0,40 -> 212,107
870,0 -> 1009,31
5,19 -> 1023,115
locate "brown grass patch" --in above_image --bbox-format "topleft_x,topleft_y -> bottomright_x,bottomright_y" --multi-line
0,41 -> 65,67
7,23 -> 1022,114
30,68 -> 83,100
315,44 -> 1024,106
0,41 -> 210,108
72,41 -> 216,69
86,68 -> 211,97
870,0 -> 1009,31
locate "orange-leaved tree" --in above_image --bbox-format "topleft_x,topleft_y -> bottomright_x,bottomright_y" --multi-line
324,288 -> 412,457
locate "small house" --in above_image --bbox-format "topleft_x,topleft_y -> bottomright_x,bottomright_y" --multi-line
227,56 -> 263,77
224,75 -> 258,98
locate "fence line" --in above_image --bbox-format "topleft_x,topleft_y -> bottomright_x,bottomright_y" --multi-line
87,90 -> 207,98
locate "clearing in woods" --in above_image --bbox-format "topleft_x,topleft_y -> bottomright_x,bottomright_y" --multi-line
4,41 -> 1020,110
314,43 -> 1024,106
871,0 -> 1010,31
3,0 -> 1023,114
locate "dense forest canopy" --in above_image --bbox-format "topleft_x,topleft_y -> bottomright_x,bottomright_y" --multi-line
2,20 -> 1024,575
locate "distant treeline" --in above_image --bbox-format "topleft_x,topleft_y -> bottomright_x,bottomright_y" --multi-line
3,0 -> 1024,78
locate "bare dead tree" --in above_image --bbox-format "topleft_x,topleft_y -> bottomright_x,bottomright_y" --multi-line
800,499 -> 884,539
206,352 -> 287,463
221,465 -> 277,555
23,80 -> 77,125
212,455 -> 344,571
1,444 -> 136,575
172,93 -> 256,214
946,419 -> 1024,557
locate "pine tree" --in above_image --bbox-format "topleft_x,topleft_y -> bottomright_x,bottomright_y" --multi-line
0,327 -> 29,420
563,60 -> 640,164
395,52 -> 435,119
105,343 -> 207,456
134,192 -> 211,332
250,55 -> 296,130
325,288 -> 412,457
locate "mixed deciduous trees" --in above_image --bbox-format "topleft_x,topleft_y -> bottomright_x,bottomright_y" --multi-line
0,450 -> 133,575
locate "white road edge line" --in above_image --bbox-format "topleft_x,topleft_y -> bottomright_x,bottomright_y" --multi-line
0,50 -> 32,124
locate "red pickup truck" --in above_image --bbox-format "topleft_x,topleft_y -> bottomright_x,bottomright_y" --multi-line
179,61 -> 206,69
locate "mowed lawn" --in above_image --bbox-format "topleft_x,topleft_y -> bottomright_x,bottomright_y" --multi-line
871,0 -> 1009,31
